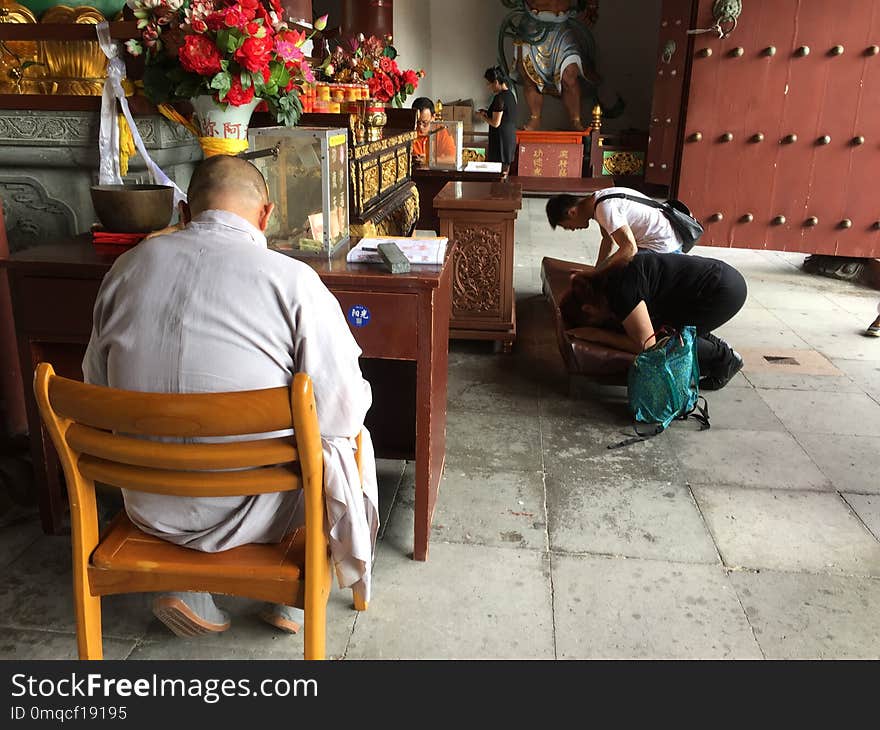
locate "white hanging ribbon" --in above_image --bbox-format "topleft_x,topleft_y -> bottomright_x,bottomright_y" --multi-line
96,21 -> 187,205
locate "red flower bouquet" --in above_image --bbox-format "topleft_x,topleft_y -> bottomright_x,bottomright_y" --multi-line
323,34 -> 423,107
126,0 -> 320,125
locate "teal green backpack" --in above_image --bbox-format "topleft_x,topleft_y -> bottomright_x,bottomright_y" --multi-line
609,326 -> 710,449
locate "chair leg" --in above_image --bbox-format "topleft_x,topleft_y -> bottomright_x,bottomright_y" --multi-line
352,588 -> 368,612
303,597 -> 326,661
74,587 -> 103,660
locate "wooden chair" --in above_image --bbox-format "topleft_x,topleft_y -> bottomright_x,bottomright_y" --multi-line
33,363 -> 367,661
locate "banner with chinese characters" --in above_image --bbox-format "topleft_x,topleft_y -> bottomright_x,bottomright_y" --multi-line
517,142 -> 584,178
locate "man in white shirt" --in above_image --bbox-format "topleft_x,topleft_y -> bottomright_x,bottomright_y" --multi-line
83,155 -> 378,638
546,187 -> 683,270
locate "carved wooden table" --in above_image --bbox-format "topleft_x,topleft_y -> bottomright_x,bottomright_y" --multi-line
434,181 -> 522,352
412,167 -> 503,233
1,238 -> 453,561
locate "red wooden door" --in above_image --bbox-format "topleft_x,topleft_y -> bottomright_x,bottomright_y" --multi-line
645,0 -> 697,186
673,0 -> 880,256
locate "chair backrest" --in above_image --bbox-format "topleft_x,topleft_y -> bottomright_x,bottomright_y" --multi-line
33,363 -> 325,542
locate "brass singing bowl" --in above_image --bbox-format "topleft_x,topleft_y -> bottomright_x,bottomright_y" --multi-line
90,184 -> 174,234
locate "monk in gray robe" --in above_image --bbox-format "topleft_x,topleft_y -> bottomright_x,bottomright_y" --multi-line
83,156 -> 378,637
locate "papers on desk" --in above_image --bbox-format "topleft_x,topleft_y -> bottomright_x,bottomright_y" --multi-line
464,161 -> 503,173
346,236 -> 448,265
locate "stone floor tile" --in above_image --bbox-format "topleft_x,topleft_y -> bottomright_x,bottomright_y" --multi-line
129,593 -> 357,660
382,467 -> 547,552
445,410 -> 543,472
739,347 -> 843,376
700,387 -> 785,431
713,324 -> 812,352
546,476 -> 718,563
720,305 -> 785,329
832,359 -> 880,398
747,285 -> 837,311
375,459 -> 406,533
743,371 -> 862,393
667,429 -> 830,490
447,358 -> 540,416
842,493 -> 880,540
346,541 -> 554,659
729,570 -> 880,659
693,486 -> 880,575
822,291 -> 880,318
758,389 -> 880,436
552,554 -> 762,658
0,516 -> 43,570
541,414 -> 684,484
0,628 -> 135,660
780,321 -> 880,361
773,303 -> 865,332
792,433 -> 880,494
0,536 -> 155,639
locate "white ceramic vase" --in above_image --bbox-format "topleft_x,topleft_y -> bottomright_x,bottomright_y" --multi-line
190,94 -> 260,143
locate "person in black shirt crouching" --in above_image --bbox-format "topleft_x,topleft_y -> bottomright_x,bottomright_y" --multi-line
561,252 -> 747,390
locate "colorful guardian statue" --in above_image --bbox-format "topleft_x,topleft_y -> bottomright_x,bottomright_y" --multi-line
498,0 -> 601,131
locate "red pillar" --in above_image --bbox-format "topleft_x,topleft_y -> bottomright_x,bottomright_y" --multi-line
341,0 -> 393,40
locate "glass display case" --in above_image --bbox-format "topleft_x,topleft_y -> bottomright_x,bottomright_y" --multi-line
462,131 -> 488,165
247,126 -> 350,258
426,120 -> 463,170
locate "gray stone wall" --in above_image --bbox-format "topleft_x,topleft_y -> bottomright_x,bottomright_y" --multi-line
0,110 -> 202,252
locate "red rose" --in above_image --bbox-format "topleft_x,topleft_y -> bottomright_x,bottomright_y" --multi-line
403,69 -> 418,88
381,75 -> 394,98
205,11 -> 225,31
225,76 -> 255,106
236,0 -> 257,21
224,8 -> 247,28
367,75 -> 383,99
234,35 -> 273,73
179,35 -> 223,76
379,56 -> 392,73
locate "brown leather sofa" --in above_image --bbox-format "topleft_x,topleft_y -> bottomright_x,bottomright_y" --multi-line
540,256 -> 634,380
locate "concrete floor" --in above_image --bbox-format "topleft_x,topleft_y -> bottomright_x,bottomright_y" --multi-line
2,196 -> 879,659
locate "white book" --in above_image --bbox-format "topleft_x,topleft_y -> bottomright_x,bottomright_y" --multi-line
347,236 -> 448,265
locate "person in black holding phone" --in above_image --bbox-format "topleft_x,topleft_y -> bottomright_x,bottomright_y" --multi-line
478,66 -> 517,177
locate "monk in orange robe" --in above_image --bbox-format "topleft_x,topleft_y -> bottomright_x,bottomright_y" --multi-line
411,97 -> 457,166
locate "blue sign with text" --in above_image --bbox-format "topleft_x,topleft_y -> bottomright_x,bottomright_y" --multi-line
347,304 -> 371,328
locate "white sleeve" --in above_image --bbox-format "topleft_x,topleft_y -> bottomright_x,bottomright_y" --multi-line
594,200 -> 629,236
289,270 -> 372,439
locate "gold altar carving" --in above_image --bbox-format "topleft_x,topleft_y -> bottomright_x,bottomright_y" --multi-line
0,2 -> 41,93
379,151 -> 396,193
41,6 -> 107,95
350,185 -> 420,239
396,148 -> 409,183
361,162 -> 380,205
0,3 -> 120,96
452,225 -> 503,314
351,130 -> 417,160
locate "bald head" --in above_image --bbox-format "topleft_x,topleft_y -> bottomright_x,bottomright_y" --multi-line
186,155 -> 271,227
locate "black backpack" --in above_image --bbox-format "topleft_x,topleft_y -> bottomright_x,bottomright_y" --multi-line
595,193 -> 704,253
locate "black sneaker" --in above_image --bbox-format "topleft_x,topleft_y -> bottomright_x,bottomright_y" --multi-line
701,351 -> 743,391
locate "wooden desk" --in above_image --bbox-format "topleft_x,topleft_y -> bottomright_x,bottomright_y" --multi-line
1,239 -> 452,561
434,181 -> 522,352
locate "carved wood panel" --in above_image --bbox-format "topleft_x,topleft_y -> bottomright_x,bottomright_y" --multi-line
451,223 -> 504,317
